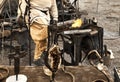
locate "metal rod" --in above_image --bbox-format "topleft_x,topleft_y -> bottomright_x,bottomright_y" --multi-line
1,22 -> 4,61
119,22 -> 120,36
28,0 -> 32,66
14,56 -> 20,81
104,45 -> 107,56
9,22 -> 13,65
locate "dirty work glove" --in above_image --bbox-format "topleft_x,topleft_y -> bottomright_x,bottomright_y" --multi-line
16,15 -> 25,27
52,20 -> 58,30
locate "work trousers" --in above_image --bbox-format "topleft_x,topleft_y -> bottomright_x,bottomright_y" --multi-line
30,22 -> 48,60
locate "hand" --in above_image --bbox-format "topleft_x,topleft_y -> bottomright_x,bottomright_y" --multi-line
16,15 -> 25,27
52,20 -> 58,30
53,20 -> 57,26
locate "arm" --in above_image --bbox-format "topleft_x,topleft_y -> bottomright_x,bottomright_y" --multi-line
17,0 -> 27,17
50,0 -> 58,21
16,0 -> 27,27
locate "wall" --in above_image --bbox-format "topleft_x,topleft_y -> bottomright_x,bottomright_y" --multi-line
77,0 -> 120,33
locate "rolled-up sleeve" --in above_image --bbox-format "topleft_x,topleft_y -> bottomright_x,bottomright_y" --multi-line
17,0 -> 27,17
50,0 -> 58,21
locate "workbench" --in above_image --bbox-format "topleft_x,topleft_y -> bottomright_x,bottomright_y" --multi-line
1,65 -> 113,82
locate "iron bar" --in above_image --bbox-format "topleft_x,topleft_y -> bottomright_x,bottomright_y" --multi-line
119,22 -> 120,36
9,23 -> 13,65
1,22 -> 5,61
28,0 -> 32,66
14,55 -> 20,81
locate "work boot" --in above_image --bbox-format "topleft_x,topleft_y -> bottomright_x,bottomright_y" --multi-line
33,52 -> 45,66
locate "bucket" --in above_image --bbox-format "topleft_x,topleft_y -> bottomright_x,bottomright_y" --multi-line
6,74 -> 27,82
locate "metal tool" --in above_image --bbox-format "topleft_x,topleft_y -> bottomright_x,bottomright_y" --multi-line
8,46 -> 27,81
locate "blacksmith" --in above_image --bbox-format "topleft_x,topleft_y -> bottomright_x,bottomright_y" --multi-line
17,0 -> 58,65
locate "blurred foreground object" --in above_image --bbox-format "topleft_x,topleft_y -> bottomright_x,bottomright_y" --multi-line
0,66 -> 9,81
